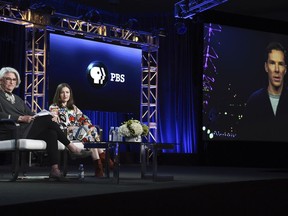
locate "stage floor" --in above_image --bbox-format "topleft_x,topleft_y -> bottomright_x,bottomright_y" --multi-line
0,164 -> 288,215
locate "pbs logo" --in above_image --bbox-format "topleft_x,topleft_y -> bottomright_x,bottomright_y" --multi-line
87,61 -> 125,88
110,73 -> 125,83
86,61 -> 108,88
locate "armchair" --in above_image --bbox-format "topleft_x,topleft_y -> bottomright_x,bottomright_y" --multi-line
0,118 -> 104,181
0,119 -> 69,181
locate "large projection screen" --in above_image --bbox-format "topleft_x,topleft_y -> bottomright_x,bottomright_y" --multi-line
48,33 -> 142,115
202,23 -> 288,142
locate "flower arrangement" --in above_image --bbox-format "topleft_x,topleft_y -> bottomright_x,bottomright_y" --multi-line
118,119 -> 149,138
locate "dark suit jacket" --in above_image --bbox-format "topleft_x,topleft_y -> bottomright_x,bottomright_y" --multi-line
240,87 -> 288,142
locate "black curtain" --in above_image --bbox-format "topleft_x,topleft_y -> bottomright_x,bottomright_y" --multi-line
0,21 -> 26,164
0,21 -> 26,96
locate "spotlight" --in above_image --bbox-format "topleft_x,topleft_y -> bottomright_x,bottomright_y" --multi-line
158,28 -> 166,37
175,22 -> 187,35
80,10 -> 101,23
12,0 -> 30,11
132,36 -> 139,42
124,18 -> 139,30
30,2 -> 55,15
152,28 -> 166,37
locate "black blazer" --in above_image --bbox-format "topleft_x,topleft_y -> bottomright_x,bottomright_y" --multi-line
239,87 -> 288,142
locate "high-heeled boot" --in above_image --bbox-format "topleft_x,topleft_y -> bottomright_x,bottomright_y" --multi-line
93,159 -> 104,177
99,152 -> 114,170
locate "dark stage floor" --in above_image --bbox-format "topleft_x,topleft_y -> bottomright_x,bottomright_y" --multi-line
0,163 -> 288,215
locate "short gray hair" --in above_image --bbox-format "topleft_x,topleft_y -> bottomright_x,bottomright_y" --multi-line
0,67 -> 21,88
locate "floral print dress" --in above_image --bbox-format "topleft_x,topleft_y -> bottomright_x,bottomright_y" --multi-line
49,104 -> 99,142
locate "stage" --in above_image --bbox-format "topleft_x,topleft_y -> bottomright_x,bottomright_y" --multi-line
0,162 -> 288,216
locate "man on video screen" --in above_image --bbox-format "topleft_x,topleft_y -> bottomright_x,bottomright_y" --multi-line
240,41 -> 288,142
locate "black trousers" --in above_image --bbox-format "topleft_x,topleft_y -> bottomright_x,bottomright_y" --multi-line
26,115 -> 70,166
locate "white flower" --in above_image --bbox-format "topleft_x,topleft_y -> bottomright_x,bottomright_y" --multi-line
130,122 -> 143,136
118,119 -> 149,137
118,124 -> 131,137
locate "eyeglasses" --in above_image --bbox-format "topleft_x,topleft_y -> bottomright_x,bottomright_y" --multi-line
3,77 -> 17,82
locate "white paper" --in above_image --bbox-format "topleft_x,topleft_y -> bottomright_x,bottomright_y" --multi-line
33,109 -> 52,117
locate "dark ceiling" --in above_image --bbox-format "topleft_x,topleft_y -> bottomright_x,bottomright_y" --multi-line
213,0 -> 288,23
6,0 -> 288,24
69,0 -> 288,23
5,0 -> 288,23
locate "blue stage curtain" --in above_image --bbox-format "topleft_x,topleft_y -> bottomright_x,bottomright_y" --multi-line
156,20 -> 200,154
82,110 -> 125,141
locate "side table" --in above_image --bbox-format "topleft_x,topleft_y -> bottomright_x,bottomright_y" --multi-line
84,141 -> 175,183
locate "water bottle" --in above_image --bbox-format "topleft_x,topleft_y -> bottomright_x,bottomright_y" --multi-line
78,164 -> 84,180
114,127 -> 123,141
109,126 -> 114,141
113,127 -> 119,141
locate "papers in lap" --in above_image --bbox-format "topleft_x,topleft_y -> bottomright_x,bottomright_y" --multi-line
33,109 -> 52,117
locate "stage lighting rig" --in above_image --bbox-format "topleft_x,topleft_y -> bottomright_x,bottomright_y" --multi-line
152,28 -> 166,37
175,22 -> 187,35
123,18 -> 139,30
25,2 -> 55,25
12,0 -> 30,11
174,0 -> 228,19
79,9 -> 101,23
30,2 -> 55,15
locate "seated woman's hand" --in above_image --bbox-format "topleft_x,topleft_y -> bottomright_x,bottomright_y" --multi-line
18,115 -> 34,123
95,135 -> 100,142
51,116 -> 59,123
67,126 -> 78,133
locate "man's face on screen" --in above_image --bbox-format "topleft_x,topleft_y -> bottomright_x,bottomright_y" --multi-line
265,49 -> 287,93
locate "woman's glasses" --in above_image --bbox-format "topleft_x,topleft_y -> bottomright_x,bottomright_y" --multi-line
3,77 -> 17,82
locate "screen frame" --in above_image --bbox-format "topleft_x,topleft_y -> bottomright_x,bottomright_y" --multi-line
46,31 -> 143,115
199,11 -> 288,144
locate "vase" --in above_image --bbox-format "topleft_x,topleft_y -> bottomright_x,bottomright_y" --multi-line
125,136 -> 142,142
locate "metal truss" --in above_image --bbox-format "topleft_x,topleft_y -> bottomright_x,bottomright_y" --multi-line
0,1 -> 159,142
174,0 -> 228,19
24,26 -> 47,112
0,2 -> 47,112
141,45 -> 159,143
48,13 -> 158,49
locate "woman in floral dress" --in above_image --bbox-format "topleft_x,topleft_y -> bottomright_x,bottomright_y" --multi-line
49,83 -> 114,177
